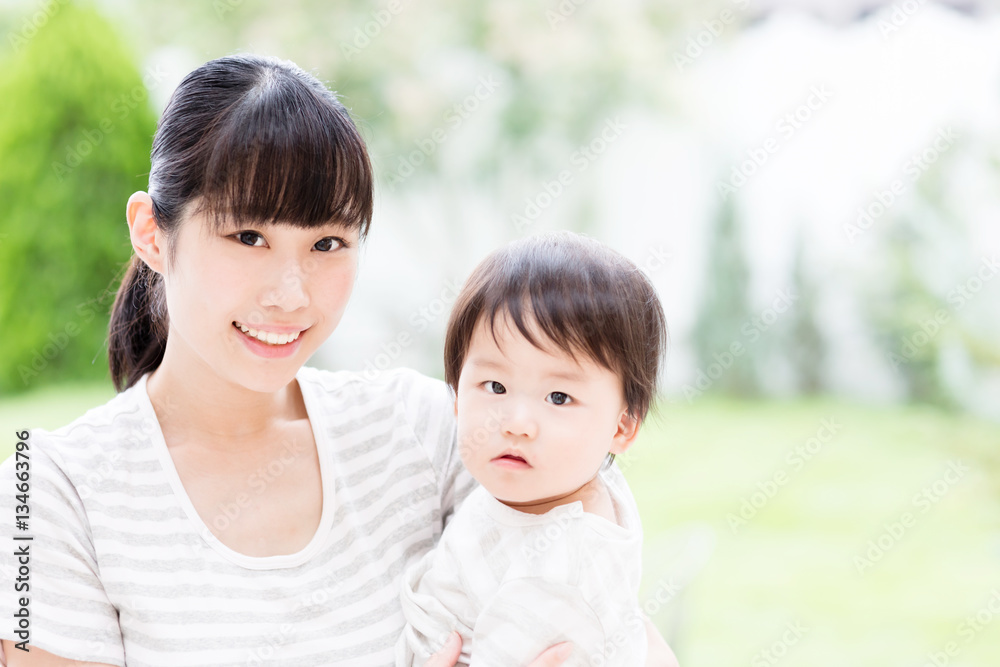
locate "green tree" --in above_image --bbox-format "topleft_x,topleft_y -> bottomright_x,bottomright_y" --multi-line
0,1 -> 157,394
787,226 -> 826,394
691,195 -> 757,397
863,146 -> 968,409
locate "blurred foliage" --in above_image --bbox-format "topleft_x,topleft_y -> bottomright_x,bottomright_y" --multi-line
691,196 -> 758,396
0,0 -> 694,390
863,139 -> 1000,411
108,0 -> 686,222
691,200 -> 830,399
0,1 -> 157,394
109,0 -> 694,369
787,227 -> 826,394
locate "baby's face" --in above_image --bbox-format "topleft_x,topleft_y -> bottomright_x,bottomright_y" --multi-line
455,315 -> 634,510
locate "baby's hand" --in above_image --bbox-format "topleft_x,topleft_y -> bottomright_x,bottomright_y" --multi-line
423,632 -> 573,667
422,632 -> 462,667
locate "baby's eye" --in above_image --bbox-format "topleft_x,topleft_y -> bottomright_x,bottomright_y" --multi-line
236,231 -> 266,247
547,392 -> 571,406
314,237 -> 346,252
484,381 -> 506,395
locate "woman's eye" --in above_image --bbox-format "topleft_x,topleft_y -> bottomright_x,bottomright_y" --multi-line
547,392 -> 571,406
236,231 -> 265,247
314,237 -> 345,252
484,381 -> 506,395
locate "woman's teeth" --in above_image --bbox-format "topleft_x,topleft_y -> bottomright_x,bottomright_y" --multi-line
233,322 -> 301,345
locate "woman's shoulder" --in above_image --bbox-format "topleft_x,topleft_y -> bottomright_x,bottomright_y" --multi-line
1,380 -> 153,491
297,365 -> 460,474
297,365 -> 454,419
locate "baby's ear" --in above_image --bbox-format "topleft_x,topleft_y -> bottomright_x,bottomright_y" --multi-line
609,409 -> 641,455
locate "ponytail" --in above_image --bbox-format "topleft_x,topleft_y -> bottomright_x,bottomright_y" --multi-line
108,256 -> 168,392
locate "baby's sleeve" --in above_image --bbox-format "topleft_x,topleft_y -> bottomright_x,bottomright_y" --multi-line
396,369 -> 477,526
0,437 -> 124,666
469,578 -> 606,667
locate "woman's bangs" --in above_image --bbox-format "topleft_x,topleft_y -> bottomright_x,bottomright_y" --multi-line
195,82 -> 372,234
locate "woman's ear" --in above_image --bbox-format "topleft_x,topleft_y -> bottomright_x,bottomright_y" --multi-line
127,191 -> 167,275
609,409 -> 642,456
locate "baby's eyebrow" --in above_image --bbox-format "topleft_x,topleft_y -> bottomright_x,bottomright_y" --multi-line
466,358 -> 585,383
546,370 -> 585,383
466,358 -> 505,370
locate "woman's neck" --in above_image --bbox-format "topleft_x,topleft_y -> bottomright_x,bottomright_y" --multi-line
144,344 -> 305,449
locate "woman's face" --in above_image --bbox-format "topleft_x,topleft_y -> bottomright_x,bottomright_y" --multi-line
159,210 -> 360,393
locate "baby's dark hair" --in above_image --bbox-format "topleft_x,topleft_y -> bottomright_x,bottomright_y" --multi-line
108,54 -> 372,391
444,232 -> 667,423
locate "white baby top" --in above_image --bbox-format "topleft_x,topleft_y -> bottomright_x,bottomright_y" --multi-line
396,465 -> 647,667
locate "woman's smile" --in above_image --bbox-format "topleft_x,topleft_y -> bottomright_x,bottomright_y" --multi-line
232,320 -> 308,358
232,320 -> 306,345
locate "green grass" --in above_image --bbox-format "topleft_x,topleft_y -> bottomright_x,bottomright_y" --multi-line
623,397 -> 1000,667
2,388 -> 999,666
0,381 -> 115,445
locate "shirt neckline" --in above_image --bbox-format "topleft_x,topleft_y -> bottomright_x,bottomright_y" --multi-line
478,469 -> 635,538
136,367 -> 335,570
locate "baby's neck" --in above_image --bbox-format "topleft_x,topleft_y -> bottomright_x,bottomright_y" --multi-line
499,475 -> 619,525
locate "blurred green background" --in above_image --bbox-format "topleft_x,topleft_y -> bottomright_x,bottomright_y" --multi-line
1,0 -> 998,664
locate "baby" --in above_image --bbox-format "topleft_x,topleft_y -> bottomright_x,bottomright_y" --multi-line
397,231 -> 667,666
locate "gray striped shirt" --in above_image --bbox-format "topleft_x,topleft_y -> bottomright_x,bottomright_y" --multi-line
0,366 -> 475,666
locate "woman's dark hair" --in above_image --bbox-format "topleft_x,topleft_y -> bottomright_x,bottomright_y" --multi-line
108,55 -> 373,391
444,231 -> 668,425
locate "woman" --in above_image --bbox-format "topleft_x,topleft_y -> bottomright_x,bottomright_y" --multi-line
0,55 -> 675,666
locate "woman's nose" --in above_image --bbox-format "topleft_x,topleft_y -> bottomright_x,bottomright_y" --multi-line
261,261 -> 309,311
